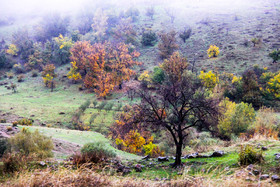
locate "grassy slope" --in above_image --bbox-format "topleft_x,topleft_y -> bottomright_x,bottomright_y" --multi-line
0,68 -> 94,125
128,140 -> 280,179
20,125 -> 140,160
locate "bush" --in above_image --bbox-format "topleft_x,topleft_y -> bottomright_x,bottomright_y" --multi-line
248,107 -> 279,139
152,66 -> 165,84
34,13 -> 70,42
12,29 -> 34,61
141,31 -> 157,46
188,132 -> 224,152
207,45 -> 219,58
2,153 -> 26,173
0,138 -> 8,157
269,49 -> 280,63
218,99 -> 255,139
6,72 -> 14,79
9,128 -> 53,159
53,34 -> 73,65
0,119 -> 6,123
17,74 -> 25,82
17,118 -> 33,126
31,70 -> 39,77
13,64 -> 25,74
251,38 -> 261,47
238,145 -> 263,165
79,100 -> 91,112
179,28 -> 191,43
158,31 -> 178,59
0,50 -> 7,69
73,142 -> 116,165
143,142 -> 165,157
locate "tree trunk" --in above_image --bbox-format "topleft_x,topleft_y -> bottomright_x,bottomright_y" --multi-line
174,143 -> 182,167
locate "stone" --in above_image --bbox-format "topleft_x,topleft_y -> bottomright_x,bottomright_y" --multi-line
59,112 -> 65,115
271,175 -> 280,182
253,169 -> 260,175
135,164 -> 142,172
210,151 -> 225,157
39,161 -> 46,167
260,174 -> 269,180
117,164 -> 125,172
248,172 -> 254,176
158,156 -> 169,162
245,177 -> 252,181
261,146 -> 268,151
275,153 -> 280,160
123,168 -> 131,175
186,152 -> 198,159
142,155 -> 149,160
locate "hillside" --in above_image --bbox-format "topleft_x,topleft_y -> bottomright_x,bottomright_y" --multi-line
1,0 -> 280,186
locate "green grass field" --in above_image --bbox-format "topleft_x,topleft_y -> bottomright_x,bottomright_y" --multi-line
19,125 -> 140,160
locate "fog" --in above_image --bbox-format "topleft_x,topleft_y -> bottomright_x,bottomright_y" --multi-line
0,0 -> 275,16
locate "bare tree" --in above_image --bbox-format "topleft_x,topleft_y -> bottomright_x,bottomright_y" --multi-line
131,73 -> 220,167
165,8 -> 175,23
158,31 -> 178,59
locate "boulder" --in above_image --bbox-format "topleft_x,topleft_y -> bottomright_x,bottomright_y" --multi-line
134,164 -> 142,172
260,174 -> 269,180
274,153 -> 280,160
158,156 -> 169,162
253,169 -> 260,175
39,161 -> 46,167
261,146 -> 268,151
187,152 -> 199,159
142,155 -> 150,160
210,151 -> 225,157
271,175 -> 280,182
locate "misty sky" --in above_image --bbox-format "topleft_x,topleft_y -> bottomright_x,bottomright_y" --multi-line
0,0 -> 275,18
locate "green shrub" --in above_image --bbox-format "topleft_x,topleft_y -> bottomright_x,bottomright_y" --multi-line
179,28 -> 191,43
79,100 -> 91,112
218,99 -> 255,139
17,118 -> 32,126
238,145 -> 263,165
269,49 -> 280,63
141,31 -> 157,46
73,142 -> 116,165
104,102 -> 114,112
152,66 -> 165,84
9,128 -> 53,159
0,50 -> 7,69
0,138 -> 8,157
97,101 -> 107,112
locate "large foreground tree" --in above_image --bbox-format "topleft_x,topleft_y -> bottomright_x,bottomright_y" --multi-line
129,53 -> 220,166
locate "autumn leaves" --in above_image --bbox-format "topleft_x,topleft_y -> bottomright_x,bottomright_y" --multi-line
69,41 -> 141,98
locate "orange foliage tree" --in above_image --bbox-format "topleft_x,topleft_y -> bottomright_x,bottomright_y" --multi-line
70,41 -> 141,97
161,51 -> 188,82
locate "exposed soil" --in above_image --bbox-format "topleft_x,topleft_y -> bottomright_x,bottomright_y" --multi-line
0,124 -> 19,138
52,138 -> 81,158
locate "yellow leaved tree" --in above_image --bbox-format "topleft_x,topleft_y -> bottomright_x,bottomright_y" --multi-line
207,45 -> 219,58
